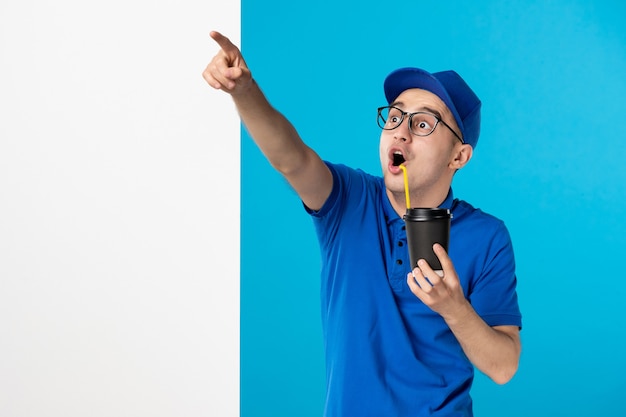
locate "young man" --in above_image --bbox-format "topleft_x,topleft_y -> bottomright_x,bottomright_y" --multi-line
203,31 -> 522,417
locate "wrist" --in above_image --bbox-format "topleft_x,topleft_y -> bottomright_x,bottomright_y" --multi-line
442,299 -> 474,327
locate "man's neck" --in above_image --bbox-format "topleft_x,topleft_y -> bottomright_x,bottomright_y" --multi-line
387,185 -> 450,218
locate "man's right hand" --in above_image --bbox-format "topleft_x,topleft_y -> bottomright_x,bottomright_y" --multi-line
202,31 -> 252,96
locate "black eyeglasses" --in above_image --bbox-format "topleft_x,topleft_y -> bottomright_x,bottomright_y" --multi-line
377,106 -> 464,144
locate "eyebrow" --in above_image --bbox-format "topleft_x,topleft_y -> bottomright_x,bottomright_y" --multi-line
389,102 -> 444,119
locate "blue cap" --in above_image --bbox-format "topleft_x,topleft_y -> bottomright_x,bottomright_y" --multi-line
383,67 -> 482,148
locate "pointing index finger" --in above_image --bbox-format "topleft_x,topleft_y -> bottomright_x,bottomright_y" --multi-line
210,30 -> 239,54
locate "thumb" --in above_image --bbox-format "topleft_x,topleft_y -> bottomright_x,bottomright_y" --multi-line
433,243 -> 458,280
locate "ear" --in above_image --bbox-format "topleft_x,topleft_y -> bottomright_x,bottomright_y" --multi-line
449,143 -> 473,170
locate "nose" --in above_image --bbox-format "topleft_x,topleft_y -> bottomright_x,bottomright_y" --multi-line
393,118 -> 412,143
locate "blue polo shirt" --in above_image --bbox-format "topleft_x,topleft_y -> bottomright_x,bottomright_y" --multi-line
306,162 -> 522,417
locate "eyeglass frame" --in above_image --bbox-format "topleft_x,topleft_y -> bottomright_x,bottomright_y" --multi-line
377,105 -> 464,144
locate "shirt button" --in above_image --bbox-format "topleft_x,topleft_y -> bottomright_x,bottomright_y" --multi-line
396,259 -> 403,265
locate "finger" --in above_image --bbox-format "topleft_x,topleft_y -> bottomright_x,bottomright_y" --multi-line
205,62 -> 243,90
202,62 -> 234,90
410,267 -> 434,292
407,270 -> 426,296
417,259 -> 443,287
432,243 -> 456,280
210,31 -> 240,56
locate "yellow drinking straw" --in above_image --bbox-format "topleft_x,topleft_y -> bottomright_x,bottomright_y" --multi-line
399,164 -> 411,209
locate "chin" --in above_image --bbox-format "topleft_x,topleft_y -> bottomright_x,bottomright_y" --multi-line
383,173 -> 403,192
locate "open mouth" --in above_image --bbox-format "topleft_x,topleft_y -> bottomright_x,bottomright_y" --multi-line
392,151 -> 406,167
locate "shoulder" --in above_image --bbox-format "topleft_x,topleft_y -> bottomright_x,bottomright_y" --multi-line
325,161 -> 380,182
453,199 -> 507,230
309,162 -> 384,219
324,161 -> 384,195
451,198 -> 513,252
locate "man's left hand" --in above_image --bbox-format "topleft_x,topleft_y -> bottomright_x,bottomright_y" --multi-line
406,243 -> 471,320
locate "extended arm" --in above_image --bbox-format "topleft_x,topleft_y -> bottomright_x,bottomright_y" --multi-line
407,244 -> 521,384
202,31 -> 333,211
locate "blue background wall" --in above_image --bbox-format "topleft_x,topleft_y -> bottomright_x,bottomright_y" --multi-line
241,1 -> 626,415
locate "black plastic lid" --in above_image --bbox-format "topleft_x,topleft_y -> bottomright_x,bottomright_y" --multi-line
403,207 -> 451,221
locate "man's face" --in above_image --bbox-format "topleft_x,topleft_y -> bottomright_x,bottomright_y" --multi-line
379,88 -> 465,201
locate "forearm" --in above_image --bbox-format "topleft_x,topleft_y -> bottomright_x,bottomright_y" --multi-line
443,302 -> 521,384
231,80 -> 310,175
204,30 -> 332,210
